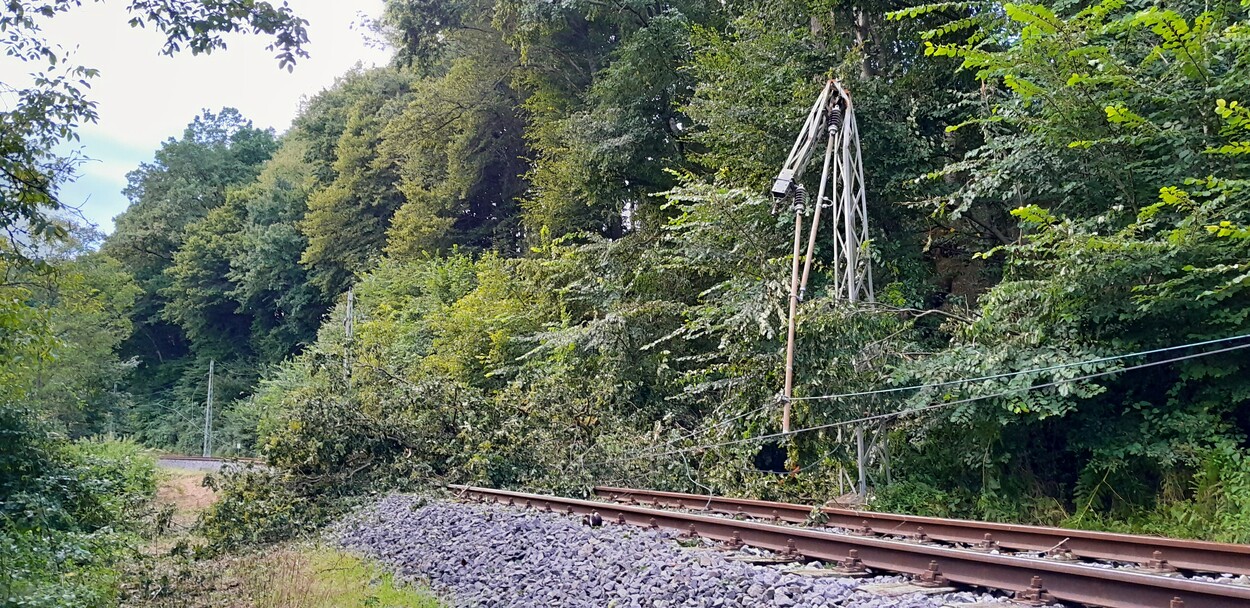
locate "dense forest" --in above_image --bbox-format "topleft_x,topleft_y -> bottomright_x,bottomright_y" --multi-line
4,0 -> 1250,602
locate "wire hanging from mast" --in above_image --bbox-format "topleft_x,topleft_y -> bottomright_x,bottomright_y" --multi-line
772,80 -> 874,432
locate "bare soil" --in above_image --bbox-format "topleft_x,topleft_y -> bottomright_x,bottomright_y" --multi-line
155,467 -> 219,530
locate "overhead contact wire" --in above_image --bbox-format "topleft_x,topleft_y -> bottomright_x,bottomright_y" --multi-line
626,334 -> 1250,464
787,332 -> 1250,402
606,338 -> 1250,464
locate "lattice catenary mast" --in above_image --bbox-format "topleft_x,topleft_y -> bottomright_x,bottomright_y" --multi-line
771,80 -> 873,433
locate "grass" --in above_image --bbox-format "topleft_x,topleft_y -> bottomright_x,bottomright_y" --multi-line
239,545 -> 442,608
120,463 -> 443,608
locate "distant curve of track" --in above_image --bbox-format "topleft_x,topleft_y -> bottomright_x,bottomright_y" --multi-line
155,453 -> 263,471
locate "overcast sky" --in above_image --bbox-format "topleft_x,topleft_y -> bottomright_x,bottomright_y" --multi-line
0,0 -> 392,232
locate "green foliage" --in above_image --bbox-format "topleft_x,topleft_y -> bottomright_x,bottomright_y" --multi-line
518,5 -> 701,240
298,68 -> 414,295
0,226 -> 139,438
57,439 -> 159,531
0,426 -> 158,608
381,31 -> 527,257
198,468 -> 330,552
872,478 -> 957,517
226,139 -> 328,363
105,109 -> 282,452
900,0 -> 1250,217
0,229 -> 136,546
108,108 -> 278,302
252,254 -> 556,491
871,0 -> 1250,529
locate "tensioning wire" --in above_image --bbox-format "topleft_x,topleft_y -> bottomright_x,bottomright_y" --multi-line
787,332 -> 1250,402
617,335 -> 1250,464
603,338 -> 1250,465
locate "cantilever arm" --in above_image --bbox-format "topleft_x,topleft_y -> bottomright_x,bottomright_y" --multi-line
776,80 -> 860,434
771,80 -> 840,201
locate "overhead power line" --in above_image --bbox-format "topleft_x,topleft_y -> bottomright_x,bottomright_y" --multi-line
788,332 -> 1250,402
602,336 -> 1250,465
622,333 -> 1250,464
630,335 -> 1250,462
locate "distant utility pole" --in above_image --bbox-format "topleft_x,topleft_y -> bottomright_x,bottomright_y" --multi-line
202,359 -> 214,457
343,288 -> 354,382
855,425 -> 867,499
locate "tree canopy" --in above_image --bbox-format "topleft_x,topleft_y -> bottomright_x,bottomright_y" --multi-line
13,0 -> 1250,568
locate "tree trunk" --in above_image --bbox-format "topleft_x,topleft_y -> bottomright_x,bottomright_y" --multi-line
854,7 -> 875,78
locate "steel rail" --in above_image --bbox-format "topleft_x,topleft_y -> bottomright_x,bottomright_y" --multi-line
451,485 -> 1250,608
595,486 -> 1250,577
156,453 -> 265,464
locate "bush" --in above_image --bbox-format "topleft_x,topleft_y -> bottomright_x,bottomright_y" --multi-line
198,468 -> 335,552
0,412 -> 157,608
1064,445 -> 1250,543
871,478 -> 960,518
60,438 -> 159,531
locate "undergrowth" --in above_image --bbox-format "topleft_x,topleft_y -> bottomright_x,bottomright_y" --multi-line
0,415 -> 158,608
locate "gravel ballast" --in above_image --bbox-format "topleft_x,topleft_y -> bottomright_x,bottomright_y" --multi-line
332,495 -> 1018,608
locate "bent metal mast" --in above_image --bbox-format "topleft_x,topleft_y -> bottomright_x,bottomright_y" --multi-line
771,80 -> 873,433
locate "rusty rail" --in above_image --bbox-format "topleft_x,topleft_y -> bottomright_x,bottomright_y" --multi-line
593,486 -> 1250,577
452,484 -> 1250,608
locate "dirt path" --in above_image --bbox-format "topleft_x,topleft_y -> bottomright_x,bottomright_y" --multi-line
123,462 -> 441,608
155,466 -> 219,530
120,465 -> 251,608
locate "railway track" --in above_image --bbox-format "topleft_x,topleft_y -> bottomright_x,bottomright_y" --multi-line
156,453 -> 264,470
594,486 -> 1250,577
451,484 -> 1250,608
156,453 -> 263,462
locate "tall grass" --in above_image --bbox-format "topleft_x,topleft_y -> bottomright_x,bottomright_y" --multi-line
238,545 -> 442,608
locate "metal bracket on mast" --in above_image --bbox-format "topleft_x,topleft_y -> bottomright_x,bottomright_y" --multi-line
775,80 -> 874,433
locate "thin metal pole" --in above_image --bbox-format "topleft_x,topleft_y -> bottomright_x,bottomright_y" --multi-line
856,424 -> 867,498
799,127 -> 836,301
782,191 -> 806,433
343,288 -> 354,382
203,359 -> 214,457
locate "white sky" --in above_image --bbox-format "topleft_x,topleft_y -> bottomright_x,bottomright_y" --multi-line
0,0 -> 392,232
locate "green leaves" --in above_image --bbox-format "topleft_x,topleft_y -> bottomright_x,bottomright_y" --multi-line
1207,221 -> 1250,239
1004,3 -> 1060,36
1131,8 -> 1212,81
887,2 -> 983,21
883,0 -> 1250,527
1103,103 -> 1149,129
126,0 -> 309,69
1210,99 -> 1250,155
1011,204 -> 1059,226
0,407 -> 157,606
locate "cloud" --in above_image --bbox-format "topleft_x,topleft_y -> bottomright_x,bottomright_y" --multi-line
0,0 -> 392,232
